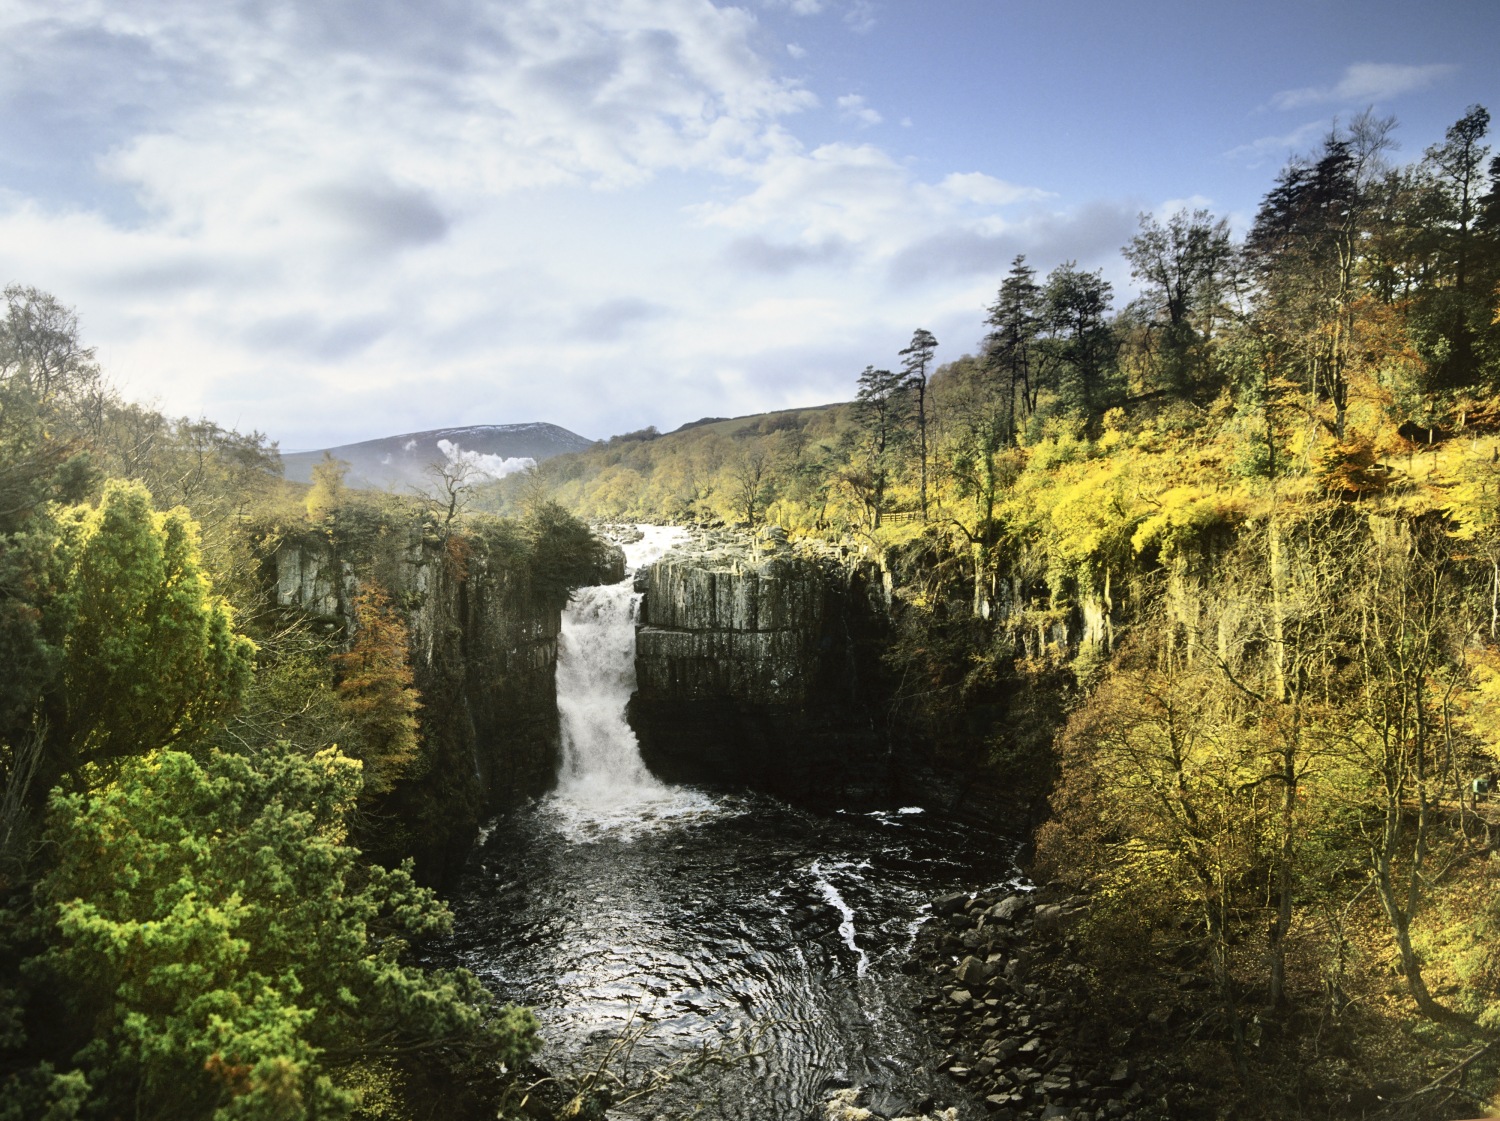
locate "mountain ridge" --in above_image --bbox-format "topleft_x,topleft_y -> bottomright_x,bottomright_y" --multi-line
282,421 -> 595,489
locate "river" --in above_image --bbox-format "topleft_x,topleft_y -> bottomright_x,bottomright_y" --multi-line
444,527 -> 1022,1120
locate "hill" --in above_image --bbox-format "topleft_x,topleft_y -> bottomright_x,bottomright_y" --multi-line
281,422 -> 595,490
473,403 -> 857,525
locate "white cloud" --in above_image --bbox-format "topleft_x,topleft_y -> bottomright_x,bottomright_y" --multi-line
437,439 -> 537,481
0,0 -> 1126,449
1223,120 -> 1328,167
760,0 -> 873,31
693,144 -> 1051,258
787,42 -> 807,59
1151,195 -> 1215,220
837,93 -> 883,127
1271,61 -> 1458,110
940,172 -> 1052,207
843,0 -> 877,33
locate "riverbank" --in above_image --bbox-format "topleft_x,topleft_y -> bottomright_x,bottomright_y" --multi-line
906,885 -> 1176,1121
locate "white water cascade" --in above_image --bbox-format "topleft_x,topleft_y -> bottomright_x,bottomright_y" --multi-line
548,525 -> 718,839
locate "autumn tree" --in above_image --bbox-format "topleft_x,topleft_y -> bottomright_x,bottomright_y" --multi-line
935,355 -> 1016,615
331,584 -> 421,797
1344,519 -> 1476,1028
305,452 -> 350,525
1039,652 -> 1261,1081
726,443 -> 776,527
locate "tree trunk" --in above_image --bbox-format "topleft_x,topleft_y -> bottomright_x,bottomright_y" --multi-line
917,382 -> 928,521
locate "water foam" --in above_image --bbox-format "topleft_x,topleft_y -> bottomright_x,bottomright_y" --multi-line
810,860 -> 870,976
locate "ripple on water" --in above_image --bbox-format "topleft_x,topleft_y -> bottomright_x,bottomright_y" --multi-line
447,794 -> 1024,1121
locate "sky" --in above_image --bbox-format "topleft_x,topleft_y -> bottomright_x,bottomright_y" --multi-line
1,1 -> 1498,450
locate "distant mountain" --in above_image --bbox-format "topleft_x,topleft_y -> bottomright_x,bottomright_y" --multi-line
281,422 -> 595,490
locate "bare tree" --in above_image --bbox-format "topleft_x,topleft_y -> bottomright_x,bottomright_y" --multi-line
727,445 -> 774,527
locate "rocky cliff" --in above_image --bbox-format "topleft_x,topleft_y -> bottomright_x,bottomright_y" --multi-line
630,538 -> 898,804
272,517 -> 620,881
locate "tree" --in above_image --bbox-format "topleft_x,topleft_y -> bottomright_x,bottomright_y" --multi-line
1412,104 -> 1494,390
1040,263 -> 1117,421
899,329 -> 938,521
0,285 -> 101,555
984,256 -> 1043,437
422,453 -> 481,541
1246,131 -> 1369,439
726,444 -> 775,528
331,584 -> 422,797
1345,520 -> 1476,1029
305,453 -> 349,526
1122,209 -> 1233,400
0,286 -> 104,431
44,480 -> 255,788
520,499 -> 614,607
1038,654 -> 1260,1082
847,366 -> 907,528
935,356 -> 1014,616
31,743 -> 537,1119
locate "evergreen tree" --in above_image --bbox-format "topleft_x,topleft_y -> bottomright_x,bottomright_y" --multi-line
1246,133 -> 1363,438
898,329 -> 938,520
29,743 -> 537,1119
1040,263 -> 1118,421
849,365 -> 907,527
45,480 -> 255,788
984,255 -> 1043,438
1412,104 -> 1494,390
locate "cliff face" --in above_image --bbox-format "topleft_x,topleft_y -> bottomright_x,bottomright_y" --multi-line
272,525 -> 571,881
634,556 -> 827,704
630,545 -> 896,804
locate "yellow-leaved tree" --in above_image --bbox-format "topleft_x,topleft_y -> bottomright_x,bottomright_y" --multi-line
331,584 -> 421,796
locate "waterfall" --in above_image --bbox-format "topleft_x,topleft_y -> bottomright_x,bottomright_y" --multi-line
549,525 -> 716,838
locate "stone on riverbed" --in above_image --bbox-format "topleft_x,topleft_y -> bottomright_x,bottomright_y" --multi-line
931,891 -> 967,916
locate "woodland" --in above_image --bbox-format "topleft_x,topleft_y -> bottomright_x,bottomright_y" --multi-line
1,103 -> 1500,1118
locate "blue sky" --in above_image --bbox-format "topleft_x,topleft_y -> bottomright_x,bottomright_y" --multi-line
1,1 -> 1496,449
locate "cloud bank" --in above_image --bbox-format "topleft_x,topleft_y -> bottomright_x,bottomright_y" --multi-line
0,0 -> 1169,447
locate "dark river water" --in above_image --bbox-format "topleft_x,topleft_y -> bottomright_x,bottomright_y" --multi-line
441,528 -> 1023,1120
445,792 -> 1021,1120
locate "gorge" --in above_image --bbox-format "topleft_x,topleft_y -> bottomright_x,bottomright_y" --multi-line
440,527 -> 1024,1120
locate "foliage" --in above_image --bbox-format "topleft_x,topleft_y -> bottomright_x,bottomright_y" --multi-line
5,102 -> 1500,1121
331,585 -> 421,797
45,480 -> 256,783
521,500 -> 616,607
305,454 -> 350,526
29,743 -> 537,1119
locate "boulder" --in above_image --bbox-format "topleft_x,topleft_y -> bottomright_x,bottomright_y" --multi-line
954,955 -> 994,986
986,894 -> 1029,923
1032,900 -> 1089,932
931,892 -> 968,916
